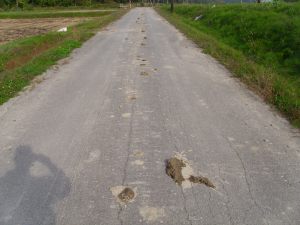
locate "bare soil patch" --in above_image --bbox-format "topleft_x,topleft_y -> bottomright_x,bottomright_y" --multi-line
0,18 -> 90,45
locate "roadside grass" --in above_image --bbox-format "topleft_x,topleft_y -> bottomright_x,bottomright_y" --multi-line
0,9 -> 127,105
157,4 -> 300,127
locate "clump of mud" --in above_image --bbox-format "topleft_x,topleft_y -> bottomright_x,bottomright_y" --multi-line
189,175 -> 215,188
110,186 -> 136,204
166,155 -> 215,189
129,95 -> 136,100
118,187 -> 135,203
127,93 -> 136,100
140,71 -> 149,76
166,157 -> 185,184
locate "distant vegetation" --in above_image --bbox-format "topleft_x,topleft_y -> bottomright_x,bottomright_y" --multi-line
0,10 -> 113,18
0,0 -> 118,8
158,3 -> 300,126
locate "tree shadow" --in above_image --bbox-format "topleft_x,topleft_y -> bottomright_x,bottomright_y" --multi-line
0,145 -> 71,225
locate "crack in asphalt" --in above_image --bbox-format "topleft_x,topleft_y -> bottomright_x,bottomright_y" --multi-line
208,191 -> 214,220
217,166 -> 235,225
116,14 -> 142,225
224,136 -> 270,225
121,102 -> 136,186
117,100 -> 136,225
180,187 -> 193,225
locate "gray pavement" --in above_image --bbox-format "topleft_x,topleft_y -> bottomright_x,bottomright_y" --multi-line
0,7 -> 299,225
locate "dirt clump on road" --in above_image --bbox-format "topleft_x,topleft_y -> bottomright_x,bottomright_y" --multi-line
128,95 -> 136,100
166,157 -> 185,184
118,187 -> 135,203
189,175 -> 215,188
166,155 -> 215,189
140,71 -> 149,76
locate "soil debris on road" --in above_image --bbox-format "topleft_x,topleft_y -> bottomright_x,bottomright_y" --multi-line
189,175 -> 215,188
110,186 -> 136,204
140,71 -> 149,76
166,157 -> 185,184
118,187 -> 135,203
166,154 -> 215,188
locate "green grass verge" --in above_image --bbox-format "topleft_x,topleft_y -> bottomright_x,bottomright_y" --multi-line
156,5 -> 300,127
0,9 -> 127,105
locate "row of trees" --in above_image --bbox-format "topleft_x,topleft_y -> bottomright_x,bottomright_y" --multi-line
1,0 -> 298,8
0,0 -> 115,7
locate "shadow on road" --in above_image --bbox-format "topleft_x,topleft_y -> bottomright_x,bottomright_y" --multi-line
0,145 -> 71,225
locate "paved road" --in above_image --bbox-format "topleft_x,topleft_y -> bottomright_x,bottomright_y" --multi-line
0,8 -> 300,225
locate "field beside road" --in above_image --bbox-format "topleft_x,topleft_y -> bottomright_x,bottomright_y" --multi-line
157,3 -> 300,127
0,9 -> 114,19
0,8 -> 127,105
0,17 -> 92,45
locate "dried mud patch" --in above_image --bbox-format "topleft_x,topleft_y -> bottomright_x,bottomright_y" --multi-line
166,157 -> 185,184
118,187 -> 135,203
139,206 -> 165,222
110,186 -> 137,204
189,175 -> 215,188
140,71 -> 149,76
128,95 -> 137,100
133,150 -> 144,158
126,90 -> 137,101
166,154 -> 215,189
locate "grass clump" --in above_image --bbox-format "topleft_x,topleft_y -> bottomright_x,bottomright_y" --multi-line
157,3 -> 300,127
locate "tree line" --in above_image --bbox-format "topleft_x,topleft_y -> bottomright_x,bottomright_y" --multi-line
0,0 -> 117,8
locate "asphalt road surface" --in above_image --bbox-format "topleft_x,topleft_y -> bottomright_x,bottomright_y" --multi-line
0,8 -> 299,225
